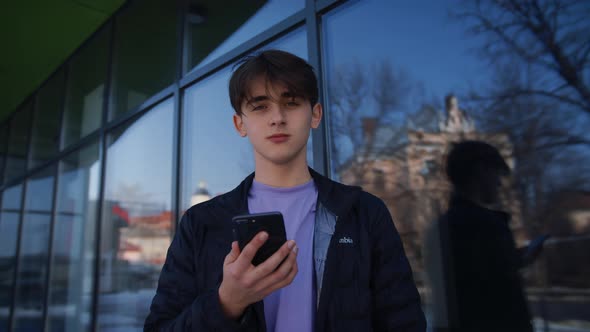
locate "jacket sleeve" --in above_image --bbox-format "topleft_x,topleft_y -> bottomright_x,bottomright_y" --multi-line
144,209 -> 255,331
369,197 -> 427,332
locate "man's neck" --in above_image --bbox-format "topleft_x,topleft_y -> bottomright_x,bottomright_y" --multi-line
254,160 -> 312,188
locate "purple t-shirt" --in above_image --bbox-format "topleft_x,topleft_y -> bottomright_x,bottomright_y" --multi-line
248,179 -> 318,332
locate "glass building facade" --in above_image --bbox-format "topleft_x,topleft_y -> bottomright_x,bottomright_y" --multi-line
1,0 -> 589,331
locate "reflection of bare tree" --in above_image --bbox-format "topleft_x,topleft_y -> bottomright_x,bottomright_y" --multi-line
456,1 -> 590,294
454,0 -> 590,115
329,60 -> 436,180
329,60 -> 442,282
331,61 -> 403,170
465,66 -> 590,235
455,0 -> 590,235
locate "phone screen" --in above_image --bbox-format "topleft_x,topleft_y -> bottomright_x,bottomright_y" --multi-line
232,212 -> 287,266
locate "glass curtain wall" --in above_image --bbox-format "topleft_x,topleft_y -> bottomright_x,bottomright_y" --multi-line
29,70 -> 65,170
12,168 -> 56,331
97,99 -> 174,330
0,0 -> 587,331
321,1 -> 590,330
46,142 -> 100,332
62,25 -> 111,149
3,102 -> 33,184
0,185 -> 23,332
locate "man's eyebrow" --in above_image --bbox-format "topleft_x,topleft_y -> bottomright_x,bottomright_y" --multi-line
246,95 -> 270,104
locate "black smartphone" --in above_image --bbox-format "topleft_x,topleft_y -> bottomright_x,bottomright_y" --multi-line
232,212 -> 287,266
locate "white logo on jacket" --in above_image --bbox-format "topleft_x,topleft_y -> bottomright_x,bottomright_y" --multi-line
338,236 -> 353,244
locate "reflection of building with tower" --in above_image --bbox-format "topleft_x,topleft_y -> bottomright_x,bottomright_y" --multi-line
190,181 -> 211,206
339,95 -> 526,284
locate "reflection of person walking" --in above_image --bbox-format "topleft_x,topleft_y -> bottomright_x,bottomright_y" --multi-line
425,140 -> 539,332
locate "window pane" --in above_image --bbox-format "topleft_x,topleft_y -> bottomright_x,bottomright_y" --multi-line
181,28 -> 309,211
98,99 -> 174,330
47,143 -> 100,332
109,0 -> 178,120
4,101 -> 33,183
30,70 -> 65,169
323,1 -> 590,330
185,0 -> 304,72
13,167 -> 56,331
0,184 -> 23,331
63,25 -> 111,148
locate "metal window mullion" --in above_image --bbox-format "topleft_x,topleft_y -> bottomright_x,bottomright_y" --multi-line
306,0 -> 330,176
172,87 -> 182,237
172,0 -> 187,236
7,176 -> 29,330
41,61 -> 69,331
7,181 -> 27,332
40,163 -> 60,332
90,15 -> 117,332
8,92 -> 35,332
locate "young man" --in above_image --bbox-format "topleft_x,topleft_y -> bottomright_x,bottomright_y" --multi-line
145,50 -> 425,331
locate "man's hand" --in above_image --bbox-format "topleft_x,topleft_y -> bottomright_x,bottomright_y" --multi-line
218,232 -> 298,319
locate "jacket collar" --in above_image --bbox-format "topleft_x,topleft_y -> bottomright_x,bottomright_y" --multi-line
223,167 -> 362,218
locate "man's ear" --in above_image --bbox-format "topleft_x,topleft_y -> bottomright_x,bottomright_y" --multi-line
233,114 -> 247,137
311,103 -> 323,129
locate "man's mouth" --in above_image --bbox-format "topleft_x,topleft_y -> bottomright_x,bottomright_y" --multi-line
267,134 -> 290,143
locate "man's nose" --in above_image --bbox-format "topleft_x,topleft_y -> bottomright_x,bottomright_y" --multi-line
269,105 -> 287,125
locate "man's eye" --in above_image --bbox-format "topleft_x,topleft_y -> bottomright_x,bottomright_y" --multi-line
252,105 -> 266,111
286,101 -> 299,107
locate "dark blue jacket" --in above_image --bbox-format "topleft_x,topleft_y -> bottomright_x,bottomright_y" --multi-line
145,168 -> 426,331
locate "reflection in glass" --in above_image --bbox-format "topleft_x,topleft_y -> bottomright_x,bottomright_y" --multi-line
4,101 -> 33,183
13,167 -> 56,331
109,0 -> 178,120
181,29 -> 309,211
0,185 -> 23,331
30,69 -> 65,169
322,0 -> 590,330
63,24 -> 111,148
98,99 -> 174,330
185,0 -> 304,72
47,143 -> 100,332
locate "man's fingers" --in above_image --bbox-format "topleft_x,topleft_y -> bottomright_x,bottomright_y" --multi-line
224,241 -> 241,265
235,232 -> 268,269
253,240 -> 296,278
255,245 -> 299,293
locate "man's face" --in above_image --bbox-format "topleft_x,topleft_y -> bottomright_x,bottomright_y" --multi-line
233,76 -> 322,167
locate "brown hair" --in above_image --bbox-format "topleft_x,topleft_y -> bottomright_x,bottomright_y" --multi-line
228,50 -> 319,115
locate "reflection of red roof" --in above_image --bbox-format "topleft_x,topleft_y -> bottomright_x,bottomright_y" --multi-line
148,257 -> 166,265
120,240 -> 141,252
130,211 -> 173,229
112,204 -> 130,224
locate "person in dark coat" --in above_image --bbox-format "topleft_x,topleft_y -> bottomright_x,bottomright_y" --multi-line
425,140 -> 541,332
144,50 -> 426,331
